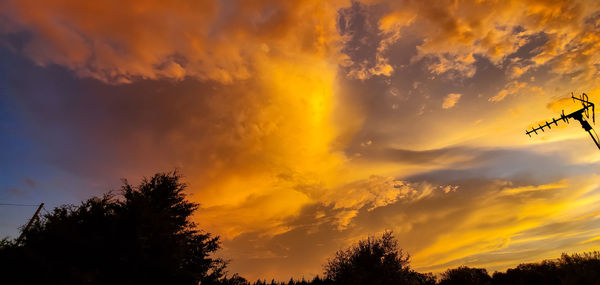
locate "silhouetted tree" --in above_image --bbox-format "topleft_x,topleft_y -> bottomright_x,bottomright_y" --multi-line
221,273 -> 249,285
310,275 -> 333,285
556,252 -> 600,285
0,172 -> 233,285
492,261 -> 560,285
491,252 -> 600,285
323,231 -> 434,285
438,266 -> 491,285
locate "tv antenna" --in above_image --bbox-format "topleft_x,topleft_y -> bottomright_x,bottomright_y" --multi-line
525,92 -> 600,150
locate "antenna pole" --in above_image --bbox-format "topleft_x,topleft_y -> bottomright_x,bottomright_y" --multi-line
16,203 -> 44,244
587,130 -> 600,150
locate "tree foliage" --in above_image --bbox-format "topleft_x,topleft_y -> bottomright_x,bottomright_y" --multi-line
492,251 -> 600,285
438,252 -> 600,285
438,266 -> 491,285
323,231 -> 435,285
0,172 -> 230,285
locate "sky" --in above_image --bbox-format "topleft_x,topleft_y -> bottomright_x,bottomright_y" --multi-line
1,0 -> 600,281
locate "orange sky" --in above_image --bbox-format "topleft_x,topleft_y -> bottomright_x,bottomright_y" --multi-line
1,0 -> 600,281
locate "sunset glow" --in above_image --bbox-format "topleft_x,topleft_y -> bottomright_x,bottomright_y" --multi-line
2,0 -> 600,281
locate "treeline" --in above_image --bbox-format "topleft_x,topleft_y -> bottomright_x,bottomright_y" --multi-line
251,252 -> 600,285
1,172 -> 599,285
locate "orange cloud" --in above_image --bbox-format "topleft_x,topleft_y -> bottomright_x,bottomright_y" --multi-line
489,81 -> 544,102
442,93 -> 462,109
1,0 -> 345,83
370,0 -> 600,81
412,176 -> 600,272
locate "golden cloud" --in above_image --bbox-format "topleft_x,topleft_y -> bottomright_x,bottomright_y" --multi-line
442,93 -> 462,109
370,0 -> 600,81
1,0 -> 346,83
411,175 -> 600,272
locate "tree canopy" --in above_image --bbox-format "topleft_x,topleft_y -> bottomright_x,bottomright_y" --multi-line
438,266 -> 491,285
0,172 -> 234,285
323,231 -> 435,285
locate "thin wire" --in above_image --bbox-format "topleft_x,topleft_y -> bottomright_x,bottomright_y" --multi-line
0,203 -> 40,207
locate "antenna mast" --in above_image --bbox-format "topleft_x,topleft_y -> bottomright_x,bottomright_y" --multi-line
525,93 -> 600,150
16,203 -> 44,244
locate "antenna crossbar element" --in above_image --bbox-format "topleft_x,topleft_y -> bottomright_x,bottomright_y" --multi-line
525,93 -> 600,150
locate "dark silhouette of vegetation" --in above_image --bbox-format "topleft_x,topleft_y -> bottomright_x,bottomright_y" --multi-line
250,276 -> 332,285
0,172 -> 238,285
435,252 -> 600,285
2,171 -> 600,285
438,266 -> 491,285
323,231 -> 435,285
254,251 -> 600,285
492,252 -> 600,285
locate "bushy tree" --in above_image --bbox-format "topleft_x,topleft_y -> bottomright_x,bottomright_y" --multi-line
323,231 -> 434,285
438,266 -> 491,285
0,172 -> 231,285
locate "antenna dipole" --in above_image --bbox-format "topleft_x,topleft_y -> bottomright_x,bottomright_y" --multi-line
525,93 -> 600,150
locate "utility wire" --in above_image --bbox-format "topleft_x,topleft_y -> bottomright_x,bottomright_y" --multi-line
0,203 -> 40,207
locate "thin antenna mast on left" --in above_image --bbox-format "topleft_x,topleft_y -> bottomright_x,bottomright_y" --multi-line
16,203 -> 44,244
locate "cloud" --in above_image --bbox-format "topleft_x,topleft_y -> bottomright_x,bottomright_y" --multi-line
220,177 -> 459,280
489,81 -> 544,102
3,0 -> 600,88
0,0 -> 345,83
1,43 -> 361,237
366,0 -> 600,83
442,93 -> 462,109
411,175 -> 600,272
547,96 -> 575,111
221,162 -> 600,279
337,2 -> 396,80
